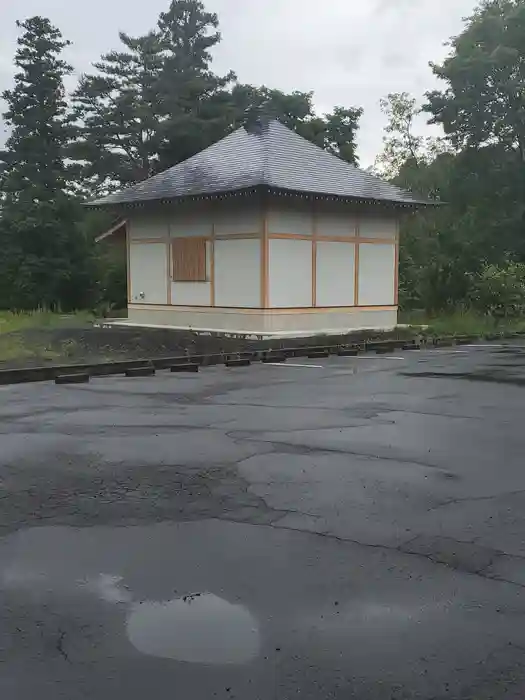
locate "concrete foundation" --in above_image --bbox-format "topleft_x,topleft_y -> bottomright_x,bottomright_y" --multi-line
123,304 -> 398,337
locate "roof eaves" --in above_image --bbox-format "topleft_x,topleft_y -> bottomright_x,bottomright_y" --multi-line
266,187 -> 435,208
85,186 -> 265,210
94,218 -> 127,243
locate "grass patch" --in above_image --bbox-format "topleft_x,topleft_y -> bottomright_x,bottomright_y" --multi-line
0,310 -> 94,335
0,310 -> 94,365
400,310 -> 525,337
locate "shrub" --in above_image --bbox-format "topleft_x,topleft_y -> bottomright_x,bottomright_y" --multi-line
468,263 -> 525,319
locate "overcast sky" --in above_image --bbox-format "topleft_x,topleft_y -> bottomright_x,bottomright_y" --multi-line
0,0 -> 478,166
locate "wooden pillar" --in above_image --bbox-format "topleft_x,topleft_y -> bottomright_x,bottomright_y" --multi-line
210,220 -> 216,307
261,192 -> 269,308
354,214 -> 360,306
126,223 -> 132,304
312,199 -> 317,307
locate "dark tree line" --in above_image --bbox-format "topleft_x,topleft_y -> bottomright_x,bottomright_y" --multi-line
0,0 -> 524,315
375,0 -> 525,316
0,17 -> 95,310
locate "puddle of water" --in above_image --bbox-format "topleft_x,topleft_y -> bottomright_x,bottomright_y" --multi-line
2,568 -> 260,665
126,593 -> 260,664
0,523 -> 264,666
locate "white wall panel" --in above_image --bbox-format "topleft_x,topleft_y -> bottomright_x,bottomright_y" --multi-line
316,241 -> 355,307
129,243 -> 167,304
214,201 -> 262,235
269,239 -> 312,308
171,242 -> 212,305
171,282 -> 211,305
358,244 -> 396,306
170,219 -> 213,237
359,215 -> 398,239
169,203 -> 213,237
215,239 -> 261,307
129,215 -> 168,240
268,200 -> 313,235
316,202 -> 357,237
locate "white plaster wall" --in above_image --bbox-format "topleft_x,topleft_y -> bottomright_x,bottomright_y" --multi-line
214,238 -> 261,308
359,215 -> 398,239
170,241 -> 212,306
269,239 -> 312,308
167,199 -> 261,237
358,243 -> 396,306
170,216 -> 213,238
316,202 -> 357,237
129,242 -> 168,304
168,201 -> 213,237
215,201 -> 262,235
267,199 -> 313,235
129,215 -> 168,240
316,241 -> 355,307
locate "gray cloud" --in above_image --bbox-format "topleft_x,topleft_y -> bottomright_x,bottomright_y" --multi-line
0,0 -> 478,165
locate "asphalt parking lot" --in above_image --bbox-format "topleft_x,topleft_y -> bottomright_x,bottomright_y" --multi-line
1,342 -> 525,699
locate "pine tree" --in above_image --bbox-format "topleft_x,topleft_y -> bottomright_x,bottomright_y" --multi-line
154,0 -> 235,170
71,31 -> 165,192
72,0 -> 235,191
0,16 -> 94,311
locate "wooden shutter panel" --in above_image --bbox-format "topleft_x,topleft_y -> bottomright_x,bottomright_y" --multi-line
172,238 -> 207,281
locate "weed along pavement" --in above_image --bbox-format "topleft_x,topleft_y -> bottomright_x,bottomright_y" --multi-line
2,343 -> 525,699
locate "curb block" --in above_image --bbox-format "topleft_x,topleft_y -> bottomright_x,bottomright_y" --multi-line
261,354 -> 287,363
225,358 -> 252,368
337,348 -> 359,357
455,336 -> 476,345
170,363 -> 199,373
55,373 -> 90,385
308,350 -> 330,359
125,366 -> 155,378
433,337 -> 456,347
0,332 -> 518,387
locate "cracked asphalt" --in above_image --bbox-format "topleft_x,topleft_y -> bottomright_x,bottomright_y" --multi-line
1,343 -> 525,698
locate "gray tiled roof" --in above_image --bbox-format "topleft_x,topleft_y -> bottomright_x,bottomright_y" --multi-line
89,119 -> 427,207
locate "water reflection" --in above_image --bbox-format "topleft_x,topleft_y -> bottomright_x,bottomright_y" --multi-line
2,566 -> 260,665
126,593 -> 260,664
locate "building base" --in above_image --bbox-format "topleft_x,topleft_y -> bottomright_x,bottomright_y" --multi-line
119,304 -> 398,338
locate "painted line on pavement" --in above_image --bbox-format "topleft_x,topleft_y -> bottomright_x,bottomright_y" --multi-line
354,356 -> 406,361
266,363 -> 325,369
426,349 -> 469,354
463,344 -> 507,348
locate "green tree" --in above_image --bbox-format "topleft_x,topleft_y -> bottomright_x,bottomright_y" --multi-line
425,0 -> 525,159
71,31 -> 165,192
72,0 -> 235,191
0,16 -> 94,311
154,0 -> 236,170
384,0 -> 525,314
374,92 -> 449,179
312,106 -> 363,165
374,93 -> 425,179
215,85 -> 363,165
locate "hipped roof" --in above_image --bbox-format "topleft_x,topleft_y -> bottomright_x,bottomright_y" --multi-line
88,118 -> 429,209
